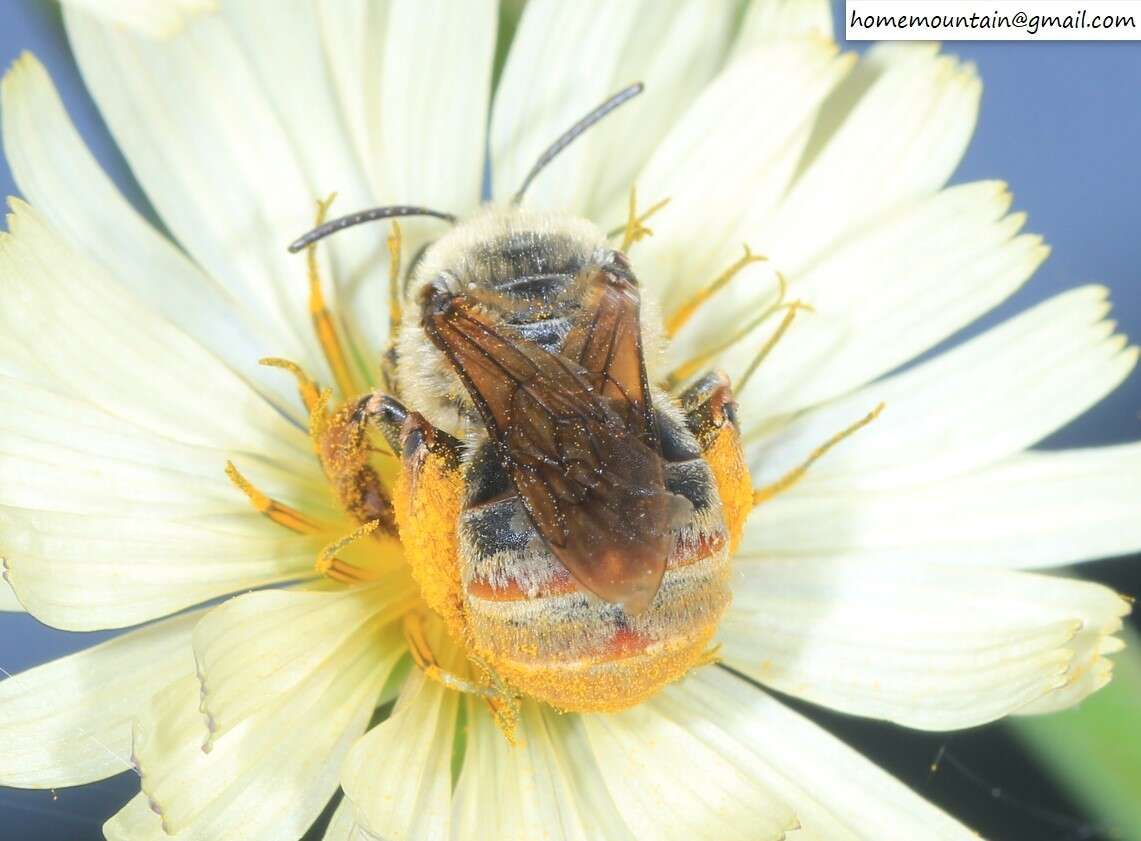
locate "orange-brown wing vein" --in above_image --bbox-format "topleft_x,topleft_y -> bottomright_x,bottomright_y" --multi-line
561,268 -> 657,448
423,293 -> 680,613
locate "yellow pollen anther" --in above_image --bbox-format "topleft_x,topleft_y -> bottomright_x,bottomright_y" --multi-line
752,402 -> 886,507
259,357 -> 320,414
315,519 -> 382,580
403,611 -> 520,742
306,192 -> 360,399
736,296 -> 813,395
387,220 -> 403,332
664,269 -> 809,391
666,244 -> 768,338
308,387 -> 335,444
225,460 -> 323,534
613,185 -> 670,251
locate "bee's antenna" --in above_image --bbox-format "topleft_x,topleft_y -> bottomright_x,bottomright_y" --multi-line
287,205 -> 456,253
512,82 -> 644,205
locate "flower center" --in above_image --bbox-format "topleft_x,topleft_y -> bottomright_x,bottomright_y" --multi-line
219,190 -> 883,734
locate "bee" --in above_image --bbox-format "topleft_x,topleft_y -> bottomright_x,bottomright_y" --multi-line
286,85 -> 754,718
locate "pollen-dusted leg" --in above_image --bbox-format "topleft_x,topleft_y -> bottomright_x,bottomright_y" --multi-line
680,372 -> 753,552
389,408 -> 469,640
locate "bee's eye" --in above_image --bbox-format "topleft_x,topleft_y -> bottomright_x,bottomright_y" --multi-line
604,249 -> 632,273
421,277 -> 454,317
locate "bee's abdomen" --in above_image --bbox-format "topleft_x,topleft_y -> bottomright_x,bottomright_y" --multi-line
457,436 -> 731,712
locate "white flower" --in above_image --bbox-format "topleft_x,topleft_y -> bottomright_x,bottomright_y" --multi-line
1,1 -> 1137,839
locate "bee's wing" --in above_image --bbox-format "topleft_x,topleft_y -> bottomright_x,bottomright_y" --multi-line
424,287 -> 682,614
561,267 -> 658,448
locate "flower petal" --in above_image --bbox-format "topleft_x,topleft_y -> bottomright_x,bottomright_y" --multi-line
313,0 -> 497,356
764,43 -> 981,274
0,579 -> 22,612
721,558 -> 1129,729
623,39 -> 854,307
360,0 -> 494,212
0,205 -> 330,630
0,202 -> 311,460
0,610 -> 198,788
193,579 -> 415,741
454,701 -> 633,841
670,668 -> 983,839
1,505 -> 319,632
745,444 -> 1141,569
0,52 -> 302,419
581,700 -> 798,840
490,0 -> 741,215
62,3 -> 391,382
322,798 -> 365,841
60,0 -> 214,38
116,618 -> 401,838
725,181 -> 1047,419
340,667 -> 459,840
736,0 -> 834,43
748,285 -> 1138,488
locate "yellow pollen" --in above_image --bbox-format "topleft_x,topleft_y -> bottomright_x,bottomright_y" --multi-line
387,220 -> 403,332
224,460 -> 324,534
752,402 -> 886,507
308,387 -> 335,444
613,184 -> 670,251
315,518 -> 382,579
259,357 -> 320,413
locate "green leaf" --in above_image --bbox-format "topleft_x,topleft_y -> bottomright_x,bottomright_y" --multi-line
1010,624 -> 1141,839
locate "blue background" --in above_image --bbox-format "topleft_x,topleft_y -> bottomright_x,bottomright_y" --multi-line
0,1 -> 1138,838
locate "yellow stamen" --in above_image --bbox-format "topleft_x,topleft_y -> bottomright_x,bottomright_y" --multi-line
736,297 -> 813,395
259,357 -> 320,414
664,274 -> 809,391
403,612 -> 520,741
308,387 -> 335,445
611,185 -> 670,251
752,403 -> 886,507
225,460 -> 323,534
665,245 -> 768,338
387,220 -> 403,336
306,192 -> 359,398
314,518 -> 381,580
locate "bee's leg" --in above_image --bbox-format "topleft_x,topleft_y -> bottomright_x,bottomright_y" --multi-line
403,611 -> 520,742
680,372 -> 753,552
391,410 -> 468,638
307,390 -> 404,537
681,371 -> 885,534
